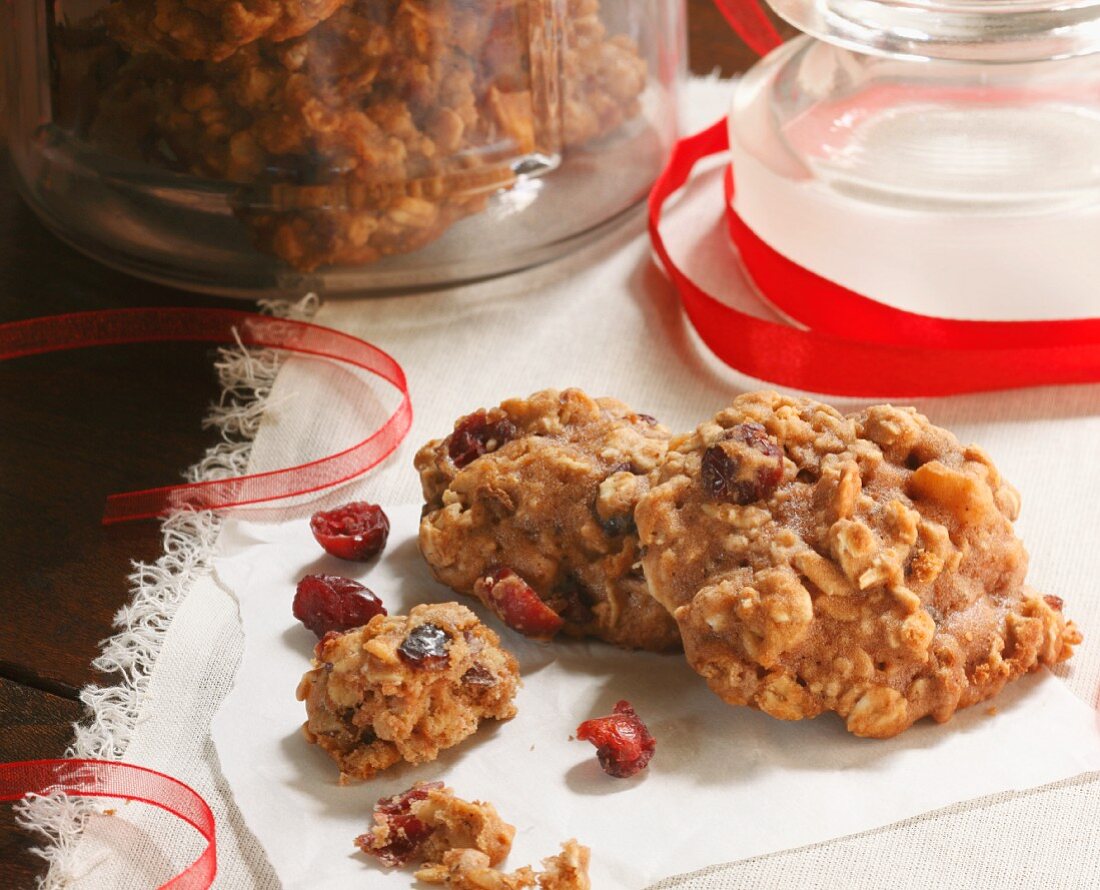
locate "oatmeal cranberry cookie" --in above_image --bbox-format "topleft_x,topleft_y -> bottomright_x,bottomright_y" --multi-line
416,389 -> 680,651
98,3 -> 481,185
416,840 -> 591,890
561,0 -> 647,146
87,0 -> 649,270
105,0 -> 350,62
635,391 -> 1081,738
93,0 -> 518,269
240,188 -> 496,270
296,602 -> 519,781
357,782 -> 514,868
482,0 -> 648,147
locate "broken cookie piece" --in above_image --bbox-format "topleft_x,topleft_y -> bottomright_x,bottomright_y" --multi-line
535,840 -> 592,890
417,849 -> 536,889
356,782 -> 514,868
296,602 -> 519,781
415,840 -> 592,890
359,782 -> 592,888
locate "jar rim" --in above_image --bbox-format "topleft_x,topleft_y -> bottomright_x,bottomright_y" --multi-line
767,0 -> 1100,61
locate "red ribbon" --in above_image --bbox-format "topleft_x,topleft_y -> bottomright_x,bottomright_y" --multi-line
649,117 -> 1100,397
0,759 -> 216,888
710,0 -> 784,57
0,308 -> 412,523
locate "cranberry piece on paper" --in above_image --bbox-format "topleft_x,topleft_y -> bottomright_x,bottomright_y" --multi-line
576,700 -> 656,778
310,501 -> 390,561
293,574 -> 386,638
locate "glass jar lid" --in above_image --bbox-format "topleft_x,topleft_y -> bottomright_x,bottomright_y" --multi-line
767,0 -> 1100,61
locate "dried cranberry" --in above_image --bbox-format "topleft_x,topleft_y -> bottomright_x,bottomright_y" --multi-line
701,447 -> 751,501
356,782 -> 444,866
475,568 -> 565,639
701,422 -> 783,504
448,410 -> 517,468
732,421 -> 779,454
549,574 -> 595,627
575,700 -> 656,778
460,664 -> 497,687
293,574 -> 386,638
398,623 -> 452,669
1044,594 -> 1065,611
310,501 -> 390,561
375,781 -> 443,815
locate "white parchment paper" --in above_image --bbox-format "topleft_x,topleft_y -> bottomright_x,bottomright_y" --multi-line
211,505 -> 1100,889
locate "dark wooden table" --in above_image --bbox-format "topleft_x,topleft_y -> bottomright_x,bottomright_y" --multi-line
0,11 -> 775,886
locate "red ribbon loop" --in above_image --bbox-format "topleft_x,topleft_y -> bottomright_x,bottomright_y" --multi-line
0,308 -> 412,523
648,117 -> 1100,397
710,0 -> 784,58
1,759 -> 216,889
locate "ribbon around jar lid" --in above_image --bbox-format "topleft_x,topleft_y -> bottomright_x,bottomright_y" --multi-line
649,119 -> 1100,397
711,0 -> 785,56
0,308 -> 412,523
650,0 -> 1100,396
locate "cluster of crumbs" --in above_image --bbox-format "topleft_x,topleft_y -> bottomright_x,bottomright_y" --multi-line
358,782 -> 591,889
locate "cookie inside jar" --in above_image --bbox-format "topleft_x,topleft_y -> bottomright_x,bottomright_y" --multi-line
27,0 -> 682,292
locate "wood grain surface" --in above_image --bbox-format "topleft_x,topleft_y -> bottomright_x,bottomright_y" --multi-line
0,11 -> 763,886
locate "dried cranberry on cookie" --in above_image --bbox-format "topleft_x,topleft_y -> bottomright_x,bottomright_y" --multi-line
415,389 -> 679,652
635,390 -> 1080,738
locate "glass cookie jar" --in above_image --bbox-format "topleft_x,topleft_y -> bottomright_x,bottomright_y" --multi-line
3,0 -> 684,296
729,0 -> 1100,320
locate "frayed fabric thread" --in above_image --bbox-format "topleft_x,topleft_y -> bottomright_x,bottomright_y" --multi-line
13,294 -> 319,887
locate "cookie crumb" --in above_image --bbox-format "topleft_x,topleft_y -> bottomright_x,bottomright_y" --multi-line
415,840 -> 591,890
356,782 -> 513,868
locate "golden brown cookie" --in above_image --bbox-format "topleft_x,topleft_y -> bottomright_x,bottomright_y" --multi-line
357,781 -> 515,868
635,391 -> 1080,738
296,602 -> 519,781
482,0 -> 648,147
88,0 -> 649,270
105,0 -> 350,62
416,389 -> 680,652
96,4 -> 481,185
